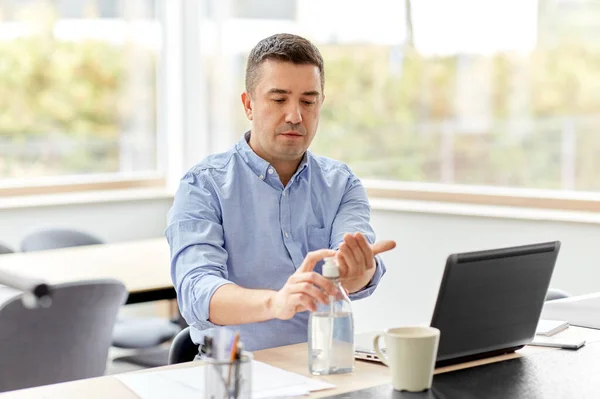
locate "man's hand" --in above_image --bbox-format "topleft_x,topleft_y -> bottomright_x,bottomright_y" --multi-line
211,239 -> 395,326
336,232 -> 396,294
270,249 -> 339,320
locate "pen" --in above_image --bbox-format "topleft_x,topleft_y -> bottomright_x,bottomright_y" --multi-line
226,332 -> 240,396
233,342 -> 243,399
204,336 -> 213,358
205,335 -> 227,397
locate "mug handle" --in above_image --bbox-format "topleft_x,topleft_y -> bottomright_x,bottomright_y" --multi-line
373,333 -> 389,366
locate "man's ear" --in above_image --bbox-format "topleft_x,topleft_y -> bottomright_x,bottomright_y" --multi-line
241,91 -> 253,121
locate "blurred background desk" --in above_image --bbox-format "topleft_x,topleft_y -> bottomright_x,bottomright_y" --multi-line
0,238 -> 174,304
0,238 -> 180,370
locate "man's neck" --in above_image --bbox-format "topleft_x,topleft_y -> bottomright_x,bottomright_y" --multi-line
246,132 -> 304,187
270,159 -> 302,187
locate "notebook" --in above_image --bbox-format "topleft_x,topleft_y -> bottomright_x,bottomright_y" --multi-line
535,319 -> 569,336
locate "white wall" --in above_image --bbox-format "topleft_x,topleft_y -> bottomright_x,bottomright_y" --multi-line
2,197 -> 599,334
353,207 -> 600,333
0,197 -> 172,250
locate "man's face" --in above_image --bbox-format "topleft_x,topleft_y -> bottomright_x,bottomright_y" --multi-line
242,60 -> 324,164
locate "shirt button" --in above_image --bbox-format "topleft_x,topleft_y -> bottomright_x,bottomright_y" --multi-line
268,168 -> 274,174
282,191 -> 287,197
259,174 -> 264,180
284,231 -> 289,238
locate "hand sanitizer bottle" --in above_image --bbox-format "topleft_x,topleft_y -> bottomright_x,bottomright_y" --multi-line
308,256 -> 355,375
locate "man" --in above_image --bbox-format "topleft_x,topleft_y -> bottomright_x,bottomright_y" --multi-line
166,33 -> 396,352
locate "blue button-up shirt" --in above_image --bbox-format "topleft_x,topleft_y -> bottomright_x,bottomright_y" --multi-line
165,132 -> 386,351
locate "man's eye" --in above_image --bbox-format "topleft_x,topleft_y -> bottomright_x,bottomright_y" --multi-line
273,99 -> 285,103
303,101 -> 315,105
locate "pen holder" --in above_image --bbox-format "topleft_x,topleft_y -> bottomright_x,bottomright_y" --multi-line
204,352 -> 252,399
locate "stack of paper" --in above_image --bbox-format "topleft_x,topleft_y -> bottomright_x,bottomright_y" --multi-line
116,360 -> 335,399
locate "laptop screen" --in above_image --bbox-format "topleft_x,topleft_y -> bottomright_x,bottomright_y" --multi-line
430,241 -> 560,366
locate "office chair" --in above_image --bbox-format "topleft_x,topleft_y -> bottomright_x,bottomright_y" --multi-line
168,327 -> 200,364
20,228 -> 104,252
0,279 -> 127,392
546,288 -> 571,301
18,228 -> 181,368
0,242 -> 14,255
111,316 -> 183,368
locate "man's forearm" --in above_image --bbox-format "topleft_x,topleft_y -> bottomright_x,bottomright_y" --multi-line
208,284 -> 277,325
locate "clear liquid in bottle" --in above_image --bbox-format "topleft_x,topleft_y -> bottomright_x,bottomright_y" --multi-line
308,257 -> 355,375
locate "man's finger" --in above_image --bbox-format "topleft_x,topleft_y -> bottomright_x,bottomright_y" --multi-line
336,251 -> 351,279
371,240 -> 397,256
298,249 -> 336,273
338,249 -> 367,281
292,293 -> 317,312
355,233 -> 376,270
290,272 -> 337,296
288,281 -> 330,305
344,234 -> 364,267
338,243 -> 361,279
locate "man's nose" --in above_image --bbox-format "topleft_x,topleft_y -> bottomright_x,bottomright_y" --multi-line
284,104 -> 302,125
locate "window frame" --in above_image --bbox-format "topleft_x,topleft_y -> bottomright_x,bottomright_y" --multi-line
364,180 -> 600,213
0,173 -> 165,198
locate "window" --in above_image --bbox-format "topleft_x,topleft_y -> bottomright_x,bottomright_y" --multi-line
0,0 -> 162,194
198,0 -> 600,210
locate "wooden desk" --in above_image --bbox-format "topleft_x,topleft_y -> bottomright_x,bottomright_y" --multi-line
1,326 -> 598,399
0,239 -> 174,304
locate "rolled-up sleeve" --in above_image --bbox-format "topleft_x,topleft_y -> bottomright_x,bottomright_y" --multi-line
330,171 -> 387,301
165,171 -> 233,330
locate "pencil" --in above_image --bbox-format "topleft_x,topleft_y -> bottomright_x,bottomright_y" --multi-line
233,342 -> 243,398
226,332 -> 240,393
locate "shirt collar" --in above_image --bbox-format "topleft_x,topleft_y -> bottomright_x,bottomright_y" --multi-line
235,131 -> 271,179
293,152 -> 310,181
235,131 -> 311,182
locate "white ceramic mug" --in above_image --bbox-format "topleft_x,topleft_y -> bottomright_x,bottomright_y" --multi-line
373,326 -> 440,392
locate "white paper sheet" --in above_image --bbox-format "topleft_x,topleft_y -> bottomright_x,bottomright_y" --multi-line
116,360 -> 335,399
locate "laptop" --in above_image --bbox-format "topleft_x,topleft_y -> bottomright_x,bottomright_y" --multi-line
355,241 -> 561,367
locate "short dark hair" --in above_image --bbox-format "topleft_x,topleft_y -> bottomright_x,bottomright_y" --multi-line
245,33 -> 324,94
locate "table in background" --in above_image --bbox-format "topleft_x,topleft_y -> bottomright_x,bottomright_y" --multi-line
0,238 -> 174,304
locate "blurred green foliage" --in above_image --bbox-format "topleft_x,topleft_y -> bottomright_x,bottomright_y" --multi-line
0,37 -> 125,136
311,44 -> 600,191
1,9 -> 600,191
0,4 -> 156,178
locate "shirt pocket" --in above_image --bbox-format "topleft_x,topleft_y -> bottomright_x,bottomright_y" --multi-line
306,225 -> 331,252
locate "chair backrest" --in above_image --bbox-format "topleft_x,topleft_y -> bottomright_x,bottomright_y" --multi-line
168,326 -> 199,364
20,228 -> 104,252
0,279 -> 127,392
0,242 -> 14,255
